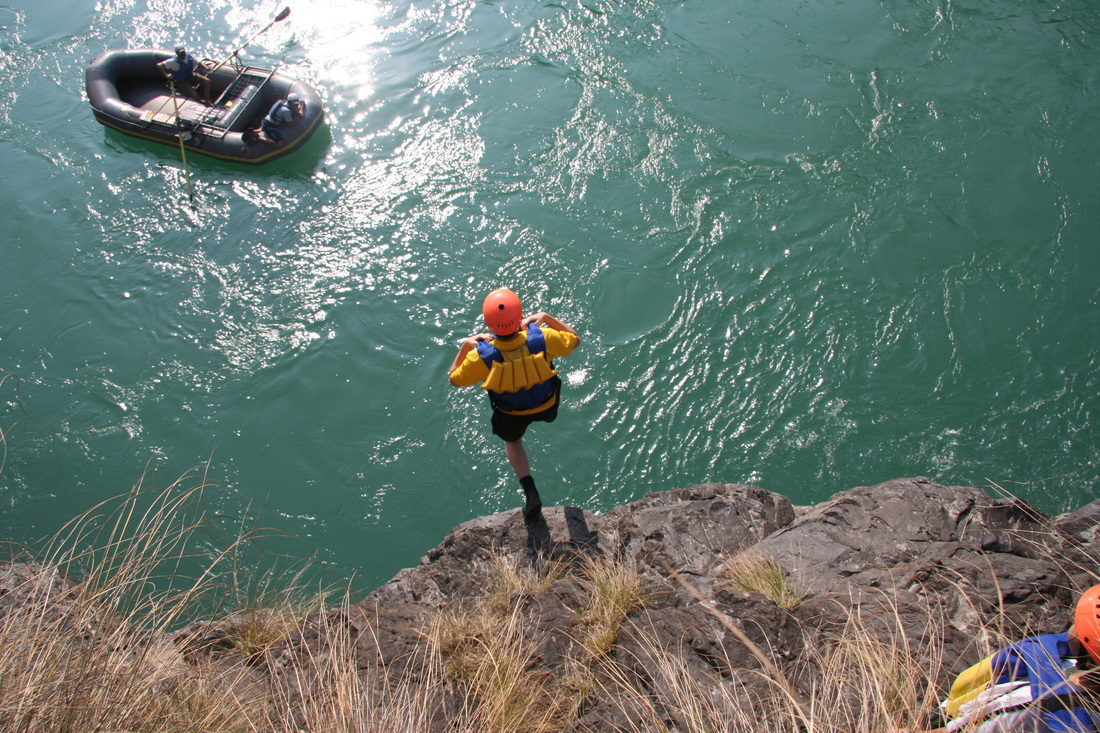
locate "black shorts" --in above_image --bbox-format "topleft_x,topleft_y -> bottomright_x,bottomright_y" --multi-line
490,377 -> 562,442
261,120 -> 284,142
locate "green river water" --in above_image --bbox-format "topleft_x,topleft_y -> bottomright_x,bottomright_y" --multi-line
1,0 -> 1098,591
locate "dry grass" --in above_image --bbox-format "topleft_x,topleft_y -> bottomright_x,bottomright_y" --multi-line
426,555 -> 583,733
796,595 -> 949,733
720,548 -> 807,609
485,553 -> 569,618
423,551 -> 651,732
0,467 -> 348,733
435,604 -> 562,732
597,625 -> 767,733
0,500 -> 1017,733
0,470 -> 264,732
221,569 -> 333,661
0,454 -> 1092,733
576,552 -> 648,658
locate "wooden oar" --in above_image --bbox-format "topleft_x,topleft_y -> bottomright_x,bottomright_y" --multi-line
168,82 -> 195,203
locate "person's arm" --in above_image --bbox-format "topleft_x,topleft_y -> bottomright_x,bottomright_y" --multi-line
448,334 -> 491,385
522,312 -> 579,343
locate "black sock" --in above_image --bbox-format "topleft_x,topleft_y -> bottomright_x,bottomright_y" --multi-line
520,475 -> 542,521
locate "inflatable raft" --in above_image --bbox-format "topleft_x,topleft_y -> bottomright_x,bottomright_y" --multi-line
85,49 -> 324,165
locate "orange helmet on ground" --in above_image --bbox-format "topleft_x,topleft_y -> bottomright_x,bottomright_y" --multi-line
1075,584 -> 1100,664
483,288 -> 522,336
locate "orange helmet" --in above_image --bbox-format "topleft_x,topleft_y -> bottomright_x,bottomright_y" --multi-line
1075,584 -> 1100,664
483,288 -> 522,336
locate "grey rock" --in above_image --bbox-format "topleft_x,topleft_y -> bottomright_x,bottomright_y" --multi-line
9,477 -> 1093,732
330,478 -> 1095,731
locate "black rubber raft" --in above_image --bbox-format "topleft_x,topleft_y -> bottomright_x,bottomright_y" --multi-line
86,49 -> 324,165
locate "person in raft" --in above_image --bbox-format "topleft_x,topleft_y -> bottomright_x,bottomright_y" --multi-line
158,45 -> 210,105
897,584 -> 1100,733
448,288 -> 580,523
250,93 -> 305,147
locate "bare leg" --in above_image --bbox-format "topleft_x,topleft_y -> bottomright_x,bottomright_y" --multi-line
504,439 -> 530,478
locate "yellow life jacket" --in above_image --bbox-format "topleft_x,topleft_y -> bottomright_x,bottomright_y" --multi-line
482,349 -> 557,394
943,655 -> 996,719
476,324 -> 558,412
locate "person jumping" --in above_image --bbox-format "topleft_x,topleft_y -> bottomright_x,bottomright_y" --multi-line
448,288 -> 580,523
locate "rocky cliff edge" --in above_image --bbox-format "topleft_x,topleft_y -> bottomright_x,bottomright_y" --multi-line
258,477 -> 1099,730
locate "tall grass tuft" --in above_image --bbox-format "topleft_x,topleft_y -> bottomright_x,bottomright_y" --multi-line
576,552 -> 647,659
795,595 -> 949,733
427,554 -> 576,733
0,469 -> 252,731
485,553 -> 568,618
426,551 -> 651,732
720,548 -> 807,609
0,467 -> 343,732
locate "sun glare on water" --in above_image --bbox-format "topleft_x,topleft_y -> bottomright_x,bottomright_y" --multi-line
282,0 -> 386,102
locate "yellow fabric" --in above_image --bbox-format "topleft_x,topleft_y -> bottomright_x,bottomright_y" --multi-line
482,351 -> 557,394
449,325 -> 578,388
944,655 -> 995,718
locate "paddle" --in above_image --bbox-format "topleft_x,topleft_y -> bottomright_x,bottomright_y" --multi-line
167,82 -> 195,203
208,7 -> 291,75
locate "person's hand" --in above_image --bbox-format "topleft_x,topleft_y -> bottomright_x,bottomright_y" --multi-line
521,312 -> 548,329
466,333 -> 493,347
449,334 -> 493,383
521,312 -> 578,340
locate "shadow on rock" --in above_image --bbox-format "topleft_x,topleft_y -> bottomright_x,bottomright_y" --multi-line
525,506 -> 601,571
